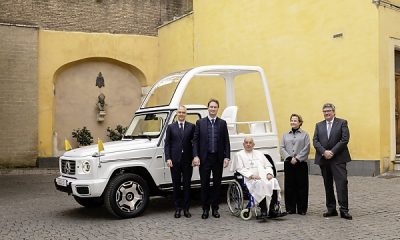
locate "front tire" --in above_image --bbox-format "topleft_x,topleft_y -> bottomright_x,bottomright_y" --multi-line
240,208 -> 252,220
73,196 -> 104,208
104,173 -> 149,218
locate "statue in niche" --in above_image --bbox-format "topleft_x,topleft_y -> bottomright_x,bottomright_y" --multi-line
96,72 -> 105,88
97,93 -> 106,112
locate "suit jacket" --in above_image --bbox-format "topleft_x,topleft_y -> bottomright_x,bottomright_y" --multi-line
313,117 -> 351,165
193,117 -> 231,163
164,121 -> 195,164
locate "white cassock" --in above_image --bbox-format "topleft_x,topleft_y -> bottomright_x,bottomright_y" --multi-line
231,149 -> 281,207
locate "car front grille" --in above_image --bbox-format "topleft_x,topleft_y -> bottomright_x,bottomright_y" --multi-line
61,160 -> 76,175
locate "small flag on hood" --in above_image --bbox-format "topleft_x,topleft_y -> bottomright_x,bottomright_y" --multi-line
65,139 -> 72,151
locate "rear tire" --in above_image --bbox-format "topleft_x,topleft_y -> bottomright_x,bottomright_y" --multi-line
227,180 -> 243,216
73,196 -> 104,208
104,173 -> 149,218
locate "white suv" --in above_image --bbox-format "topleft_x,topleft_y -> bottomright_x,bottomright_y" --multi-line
54,65 -> 282,218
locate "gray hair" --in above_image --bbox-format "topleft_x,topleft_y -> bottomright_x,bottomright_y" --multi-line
243,136 -> 254,143
322,103 -> 335,112
178,105 -> 187,110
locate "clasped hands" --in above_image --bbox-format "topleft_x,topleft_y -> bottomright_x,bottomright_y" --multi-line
323,150 -> 334,160
250,173 -> 273,181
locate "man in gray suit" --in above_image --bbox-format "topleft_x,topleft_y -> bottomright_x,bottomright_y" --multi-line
313,103 -> 352,220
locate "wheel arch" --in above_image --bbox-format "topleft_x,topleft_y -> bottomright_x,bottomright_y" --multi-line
109,166 -> 158,195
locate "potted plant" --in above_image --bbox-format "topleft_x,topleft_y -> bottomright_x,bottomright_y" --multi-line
72,126 -> 94,146
107,125 -> 127,141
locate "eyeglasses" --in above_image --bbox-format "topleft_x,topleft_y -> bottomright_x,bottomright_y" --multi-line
322,110 -> 333,113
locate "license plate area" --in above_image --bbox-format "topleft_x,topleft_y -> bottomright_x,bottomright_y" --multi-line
56,178 -> 67,187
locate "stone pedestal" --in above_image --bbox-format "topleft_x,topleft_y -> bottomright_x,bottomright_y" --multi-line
393,160 -> 400,171
97,111 -> 106,122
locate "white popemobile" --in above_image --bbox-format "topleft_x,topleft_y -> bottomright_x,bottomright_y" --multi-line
54,65 -> 282,218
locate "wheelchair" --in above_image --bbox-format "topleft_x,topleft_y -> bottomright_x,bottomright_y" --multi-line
226,172 -> 257,220
227,155 -> 285,221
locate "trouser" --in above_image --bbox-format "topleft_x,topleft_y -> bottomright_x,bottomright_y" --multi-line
170,159 -> 193,210
284,161 -> 309,213
320,162 -> 349,213
199,153 -> 223,211
259,190 -> 278,215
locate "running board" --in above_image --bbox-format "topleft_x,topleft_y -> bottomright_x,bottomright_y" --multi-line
158,176 -> 236,191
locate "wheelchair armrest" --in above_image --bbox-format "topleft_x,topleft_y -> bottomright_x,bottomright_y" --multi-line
264,154 -> 277,177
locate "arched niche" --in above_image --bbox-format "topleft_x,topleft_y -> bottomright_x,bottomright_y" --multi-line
53,58 -> 145,153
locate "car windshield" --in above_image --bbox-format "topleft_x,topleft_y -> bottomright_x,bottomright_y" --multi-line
124,112 -> 169,139
141,70 -> 189,108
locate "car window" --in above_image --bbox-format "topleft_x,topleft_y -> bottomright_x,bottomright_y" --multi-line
125,112 -> 168,138
172,112 -> 201,124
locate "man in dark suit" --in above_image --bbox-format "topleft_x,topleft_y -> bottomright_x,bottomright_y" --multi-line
164,105 -> 195,218
192,99 -> 230,219
313,103 -> 352,220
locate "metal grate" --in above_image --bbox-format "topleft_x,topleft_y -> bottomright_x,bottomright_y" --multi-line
61,160 -> 76,175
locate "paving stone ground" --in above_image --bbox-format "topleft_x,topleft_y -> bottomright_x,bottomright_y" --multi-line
0,170 -> 399,240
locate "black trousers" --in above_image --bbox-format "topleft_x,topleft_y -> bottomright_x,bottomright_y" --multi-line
259,190 -> 278,215
170,159 -> 193,210
284,161 -> 309,213
319,162 -> 349,213
199,153 -> 223,211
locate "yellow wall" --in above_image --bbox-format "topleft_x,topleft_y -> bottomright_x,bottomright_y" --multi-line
38,31 -> 158,157
378,3 -> 400,171
158,13 -> 195,76
38,1 -> 400,172
159,0 -> 381,162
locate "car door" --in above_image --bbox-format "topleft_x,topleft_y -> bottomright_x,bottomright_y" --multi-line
163,111 -> 201,183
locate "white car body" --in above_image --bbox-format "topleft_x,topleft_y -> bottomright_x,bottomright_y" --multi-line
55,65 -> 282,218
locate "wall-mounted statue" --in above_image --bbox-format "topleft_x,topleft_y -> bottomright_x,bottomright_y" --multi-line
96,72 -> 105,88
97,93 -> 106,111
97,93 -> 106,122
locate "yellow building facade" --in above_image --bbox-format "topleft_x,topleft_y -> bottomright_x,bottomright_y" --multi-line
38,0 -> 400,175
38,31 -> 158,158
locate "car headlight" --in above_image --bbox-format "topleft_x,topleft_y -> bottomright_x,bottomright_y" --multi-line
82,161 -> 91,173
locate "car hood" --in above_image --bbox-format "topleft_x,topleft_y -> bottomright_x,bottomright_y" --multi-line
63,139 -> 157,158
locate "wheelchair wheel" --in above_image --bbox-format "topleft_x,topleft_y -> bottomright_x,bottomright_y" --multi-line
240,209 -> 252,220
227,180 -> 244,217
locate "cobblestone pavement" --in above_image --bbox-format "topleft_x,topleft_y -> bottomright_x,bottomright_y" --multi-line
0,171 -> 399,240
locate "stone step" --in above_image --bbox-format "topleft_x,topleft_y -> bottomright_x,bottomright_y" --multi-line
393,156 -> 400,171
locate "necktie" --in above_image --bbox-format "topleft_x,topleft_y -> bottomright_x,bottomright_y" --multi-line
211,119 -> 215,152
327,121 -> 332,138
180,123 -> 184,136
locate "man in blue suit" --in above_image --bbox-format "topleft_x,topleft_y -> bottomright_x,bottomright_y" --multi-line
192,99 -> 230,219
313,103 -> 352,220
164,105 -> 195,218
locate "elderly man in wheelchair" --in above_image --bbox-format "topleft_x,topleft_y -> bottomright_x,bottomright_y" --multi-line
228,136 -> 286,221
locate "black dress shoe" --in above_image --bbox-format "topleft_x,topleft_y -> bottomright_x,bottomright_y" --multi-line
257,212 -> 268,221
287,210 -> 296,214
277,211 -> 288,217
340,212 -> 353,220
268,210 -> 277,219
174,209 -> 181,218
212,209 -> 220,218
183,210 -> 191,218
323,210 -> 338,217
201,210 -> 209,219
